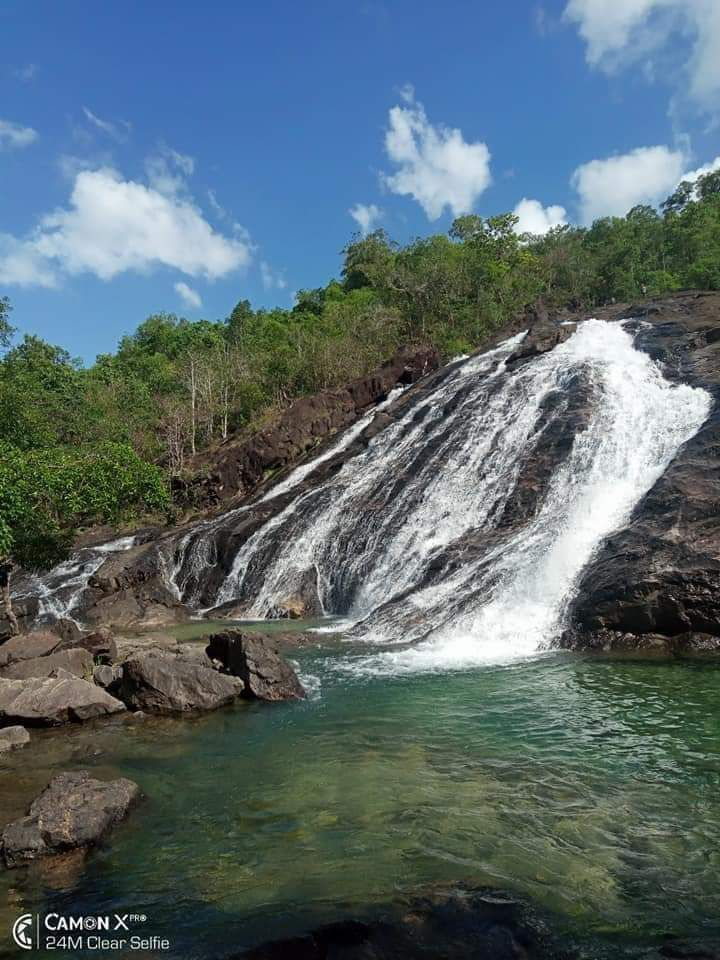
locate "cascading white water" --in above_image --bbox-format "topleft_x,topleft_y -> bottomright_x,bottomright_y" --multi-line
23,535 -> 137,625
211,320 -> 711,672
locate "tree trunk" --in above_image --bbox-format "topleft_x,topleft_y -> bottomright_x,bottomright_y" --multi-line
0,565 -> 19,636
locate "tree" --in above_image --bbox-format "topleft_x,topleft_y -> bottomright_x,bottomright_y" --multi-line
0,297 -> 14,351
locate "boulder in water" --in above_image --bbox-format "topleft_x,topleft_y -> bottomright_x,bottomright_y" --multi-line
118,650 -> 244,714
206,631 -> 306,701
0,725 -> 30,753
0,675 -> 126,726
1,770 -> 139,868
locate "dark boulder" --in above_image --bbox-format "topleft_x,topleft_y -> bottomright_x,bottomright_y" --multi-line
507,318 -> 577,365
233,886 -> 570,960
1,770 -> 139,868
0,675 -> 126,726
118,650 -> 243,714
64,627 -> 118,663
206,631 -> 305,701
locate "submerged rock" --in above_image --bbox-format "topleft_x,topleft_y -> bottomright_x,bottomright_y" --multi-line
206,631 -> 306,701
0,675 -> 126,726
0,725 -> 30,753
118,650 -> 243,714
1,770 -> 139,868
233,886 -> 571,960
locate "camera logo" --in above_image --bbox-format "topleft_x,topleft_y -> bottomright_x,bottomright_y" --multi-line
12,914 -> 34,950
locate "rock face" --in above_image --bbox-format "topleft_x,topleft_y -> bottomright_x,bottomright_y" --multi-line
507,304 -> 576,364
1,771 -> 139,868
0,647 -> 93,681
0,725 -> 30,753
175,344 -> 439,510
566,292 -> 720,649
0,630 -> 62,668
0,675 -> 126,726
118,650 -> 244,714
206,631 -> 306,701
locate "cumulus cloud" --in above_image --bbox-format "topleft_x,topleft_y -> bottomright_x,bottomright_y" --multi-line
260,260 -> 287,291
512,198 -> 568,235
175,281 -> 202,309
0,119 -> 38,151
349,203 -> 382,235
381,90 -> 492,220
563,0 -> 720,114
0,163 -> 250,288
681,155 -> 720,184
571,144 -> 686,224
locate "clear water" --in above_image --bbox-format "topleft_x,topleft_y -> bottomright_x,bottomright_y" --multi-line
1,638 -> 719,958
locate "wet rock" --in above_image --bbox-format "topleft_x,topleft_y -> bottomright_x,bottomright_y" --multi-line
507,309 -> 577,364
0,648 -> 93,681
0,725 -> 29,753
206,631 -> 305,701
0,675 -> 126,726
0,630 -> 62,669
269,568 -> 324,620
1,770 -> 139,868
118,650 -> 243,714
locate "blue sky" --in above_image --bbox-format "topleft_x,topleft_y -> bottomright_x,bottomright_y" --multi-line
1,0 -> 719,362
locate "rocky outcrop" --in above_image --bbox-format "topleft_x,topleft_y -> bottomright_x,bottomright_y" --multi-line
566,292 -> 720,648
0,647 -> 93,681
118,649 -> 244,714
175,344 -> 439,510
0,725 -> 29,753
559,628 -> 720,654
0,675 -> 126,726
1,771 -> 139,868
0,630 -> 62,668
63,627 -> 118,662
507,304 -> 576,365
206,631 -> 305,701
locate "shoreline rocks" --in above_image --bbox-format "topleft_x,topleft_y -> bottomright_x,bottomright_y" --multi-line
1,771 -> 139,868
0,675 -> 126,726
0,725 -> 29,753
118,649 -> 244,714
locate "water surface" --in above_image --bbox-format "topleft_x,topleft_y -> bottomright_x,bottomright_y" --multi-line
1,641 -> 719,958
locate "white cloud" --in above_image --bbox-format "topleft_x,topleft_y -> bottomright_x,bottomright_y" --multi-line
13,63 -> 37,82
0,164 -> 251,288
381,90 -> 492,220
82,106 -> 131,142
349,203 -> 382,235
0,119 -> 38,151
260,260 -> 287,291
681,155 -> 720,184
563,0 -> 720,114
174,281 -> 202,309
512,198 -> 568,235
571,144 -> 686,224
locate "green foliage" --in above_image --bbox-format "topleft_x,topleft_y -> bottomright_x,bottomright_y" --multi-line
1,168 -> 719,569
0,440 -> 169,569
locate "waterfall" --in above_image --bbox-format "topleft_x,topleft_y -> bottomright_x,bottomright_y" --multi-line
209,320 -> 711,670
22,535 -> 136,625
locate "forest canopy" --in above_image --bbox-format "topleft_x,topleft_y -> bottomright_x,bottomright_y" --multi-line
1,169 -> 719,571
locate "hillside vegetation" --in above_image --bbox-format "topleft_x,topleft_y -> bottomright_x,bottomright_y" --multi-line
1,169 -> 719,570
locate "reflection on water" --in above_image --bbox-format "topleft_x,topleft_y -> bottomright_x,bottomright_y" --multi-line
1,645 -> 719,958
